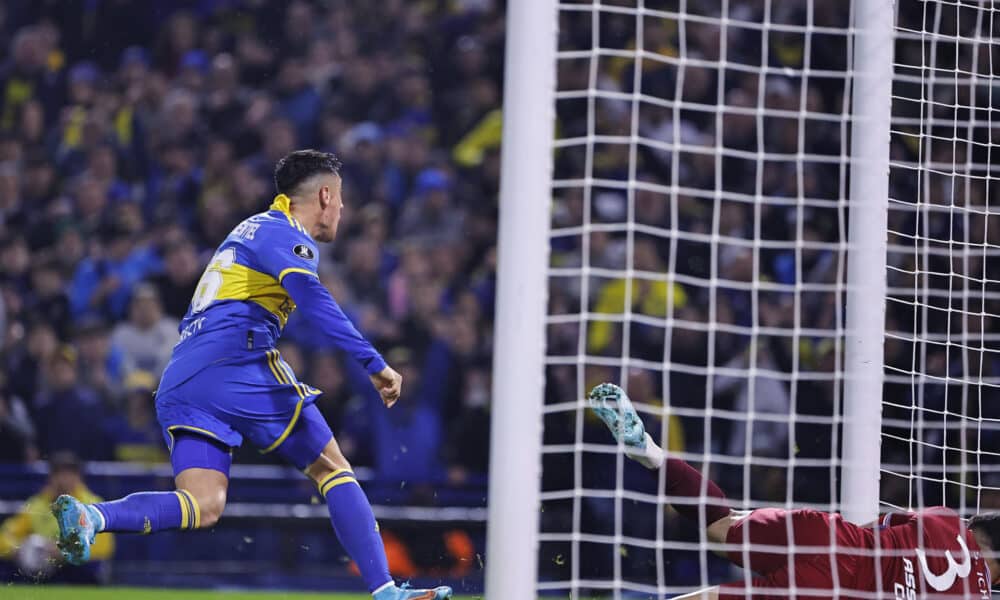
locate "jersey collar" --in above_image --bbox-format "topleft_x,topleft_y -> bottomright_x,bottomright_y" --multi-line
269,194 -> 310,236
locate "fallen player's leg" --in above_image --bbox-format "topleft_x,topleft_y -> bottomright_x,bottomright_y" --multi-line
589,383 -> 872,600
589,383 -> 731,528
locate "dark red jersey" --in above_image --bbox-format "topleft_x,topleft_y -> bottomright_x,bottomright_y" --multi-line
718,506 -> 991,600
878,506 -> 991,600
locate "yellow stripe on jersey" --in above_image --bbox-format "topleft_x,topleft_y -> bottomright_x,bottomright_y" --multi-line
278,267 -> 317,283
213,262 -> 297,326
270,194 -> 308,233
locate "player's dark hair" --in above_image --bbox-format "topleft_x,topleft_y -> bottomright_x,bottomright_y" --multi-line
273,149 -> 342,196
968,513 -> 1000,551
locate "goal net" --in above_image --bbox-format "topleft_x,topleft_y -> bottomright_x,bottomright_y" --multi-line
882,0 -> 1000,523
528,0 -> 1000,597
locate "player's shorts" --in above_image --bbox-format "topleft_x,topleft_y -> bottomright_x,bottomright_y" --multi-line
155,348 -> 332,470
719,508 -> 875,600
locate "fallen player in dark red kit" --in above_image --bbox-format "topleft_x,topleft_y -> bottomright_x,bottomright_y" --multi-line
589,383 -> 1000,600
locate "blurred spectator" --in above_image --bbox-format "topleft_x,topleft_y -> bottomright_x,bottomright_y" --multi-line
33,346 -> 110,461
0,453 -> 113,584
0,27 -> 61,132
148,238 -> 201,320
368,347 -> 444,482
396,169 -> 464,242
110,283 -> 179,377
0,372 -> 37,463
104,370 -> 167,464
27,258 -> 72,339
68,219 -> 161,320
444,366 -> 491,484
73,317 -> 126,404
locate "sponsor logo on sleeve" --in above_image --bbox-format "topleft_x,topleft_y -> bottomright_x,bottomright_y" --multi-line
293,244 -> 315,260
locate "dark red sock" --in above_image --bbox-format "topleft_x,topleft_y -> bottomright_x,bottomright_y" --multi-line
664,458 -> 731,525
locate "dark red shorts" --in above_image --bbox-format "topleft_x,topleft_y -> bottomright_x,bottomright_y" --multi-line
718,508 -> 874,600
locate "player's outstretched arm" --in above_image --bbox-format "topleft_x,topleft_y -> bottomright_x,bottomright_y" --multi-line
282,271 -> 399,403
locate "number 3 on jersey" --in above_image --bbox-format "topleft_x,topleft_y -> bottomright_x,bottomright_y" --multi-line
191,248 -> 236,313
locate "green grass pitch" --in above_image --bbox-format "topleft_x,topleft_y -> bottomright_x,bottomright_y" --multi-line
2,586 -> 482,599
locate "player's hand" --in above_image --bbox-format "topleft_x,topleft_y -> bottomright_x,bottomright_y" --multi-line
370,366 -> 402,408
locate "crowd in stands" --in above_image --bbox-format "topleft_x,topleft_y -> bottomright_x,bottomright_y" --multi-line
1,0 -> 997,588
0,0 -> 1000,548
0,0 -> 502,485
539,0 -> 1000,585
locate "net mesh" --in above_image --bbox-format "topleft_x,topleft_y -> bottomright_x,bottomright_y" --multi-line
540,0 -> 1000,597
882,0 -> 1000,518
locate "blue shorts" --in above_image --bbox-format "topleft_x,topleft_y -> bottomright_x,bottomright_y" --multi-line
156,348 -> 333,471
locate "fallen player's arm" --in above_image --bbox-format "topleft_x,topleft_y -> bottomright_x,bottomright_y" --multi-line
859,510 -> 914,529
282,271 -> 387,375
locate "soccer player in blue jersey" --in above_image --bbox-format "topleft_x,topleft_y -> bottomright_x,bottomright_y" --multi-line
52,150 -> 452,599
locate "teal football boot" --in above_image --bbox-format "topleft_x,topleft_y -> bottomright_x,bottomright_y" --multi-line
588,382 -> 647,449
372,582 -> 453,599
51,495 -> 102,565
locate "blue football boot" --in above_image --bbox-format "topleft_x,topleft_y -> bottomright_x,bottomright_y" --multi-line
51,495 -> 102,565
372,582 -> 453,599
589,382 -> 647,449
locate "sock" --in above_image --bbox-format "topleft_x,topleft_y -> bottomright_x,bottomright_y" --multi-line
92,490 -> 200,533
663,457 -> 731,525
318,470 -> 392,593
627,432 -> 667,469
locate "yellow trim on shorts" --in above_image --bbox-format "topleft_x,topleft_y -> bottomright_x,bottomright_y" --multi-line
260,398 -> 304,454
179,490 -> 201,529
276,356 -> 308,400
321,477 -> 358,495
166,425 -> 223,452
175,491 -> 190,529
266,350 -> 288,384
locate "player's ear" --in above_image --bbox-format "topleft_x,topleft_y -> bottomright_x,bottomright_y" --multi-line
318,185 -> 330,208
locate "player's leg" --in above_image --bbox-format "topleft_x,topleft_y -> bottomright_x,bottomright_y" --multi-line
269,404 -> 451,599
95,431 -> 231,532
589,383 -> 732,529
52,431 -> 232,564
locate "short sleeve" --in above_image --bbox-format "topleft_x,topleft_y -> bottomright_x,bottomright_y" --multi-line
882,510 -> 917,529
249,222 -> 320,283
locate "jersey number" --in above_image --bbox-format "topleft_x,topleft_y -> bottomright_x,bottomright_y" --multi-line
915,534 -> 971,591
191,248 -> 236,313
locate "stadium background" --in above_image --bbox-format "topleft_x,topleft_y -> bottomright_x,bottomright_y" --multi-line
0,0 -> 998,597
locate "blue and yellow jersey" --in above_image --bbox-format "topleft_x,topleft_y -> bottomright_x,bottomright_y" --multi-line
160,195 -> 320,390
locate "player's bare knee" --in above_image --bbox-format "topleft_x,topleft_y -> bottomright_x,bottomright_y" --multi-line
184,486 -> 227,528
305,438 -> 352,482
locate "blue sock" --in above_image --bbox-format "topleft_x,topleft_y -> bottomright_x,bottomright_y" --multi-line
319,470 -> 392,592
92,490 -> 200,533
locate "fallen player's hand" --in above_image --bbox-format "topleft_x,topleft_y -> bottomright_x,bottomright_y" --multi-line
371,366 -> 402,407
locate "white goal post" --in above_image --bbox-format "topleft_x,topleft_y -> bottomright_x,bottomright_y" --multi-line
488,0 -> 1000,597
485,0 -> 557,598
